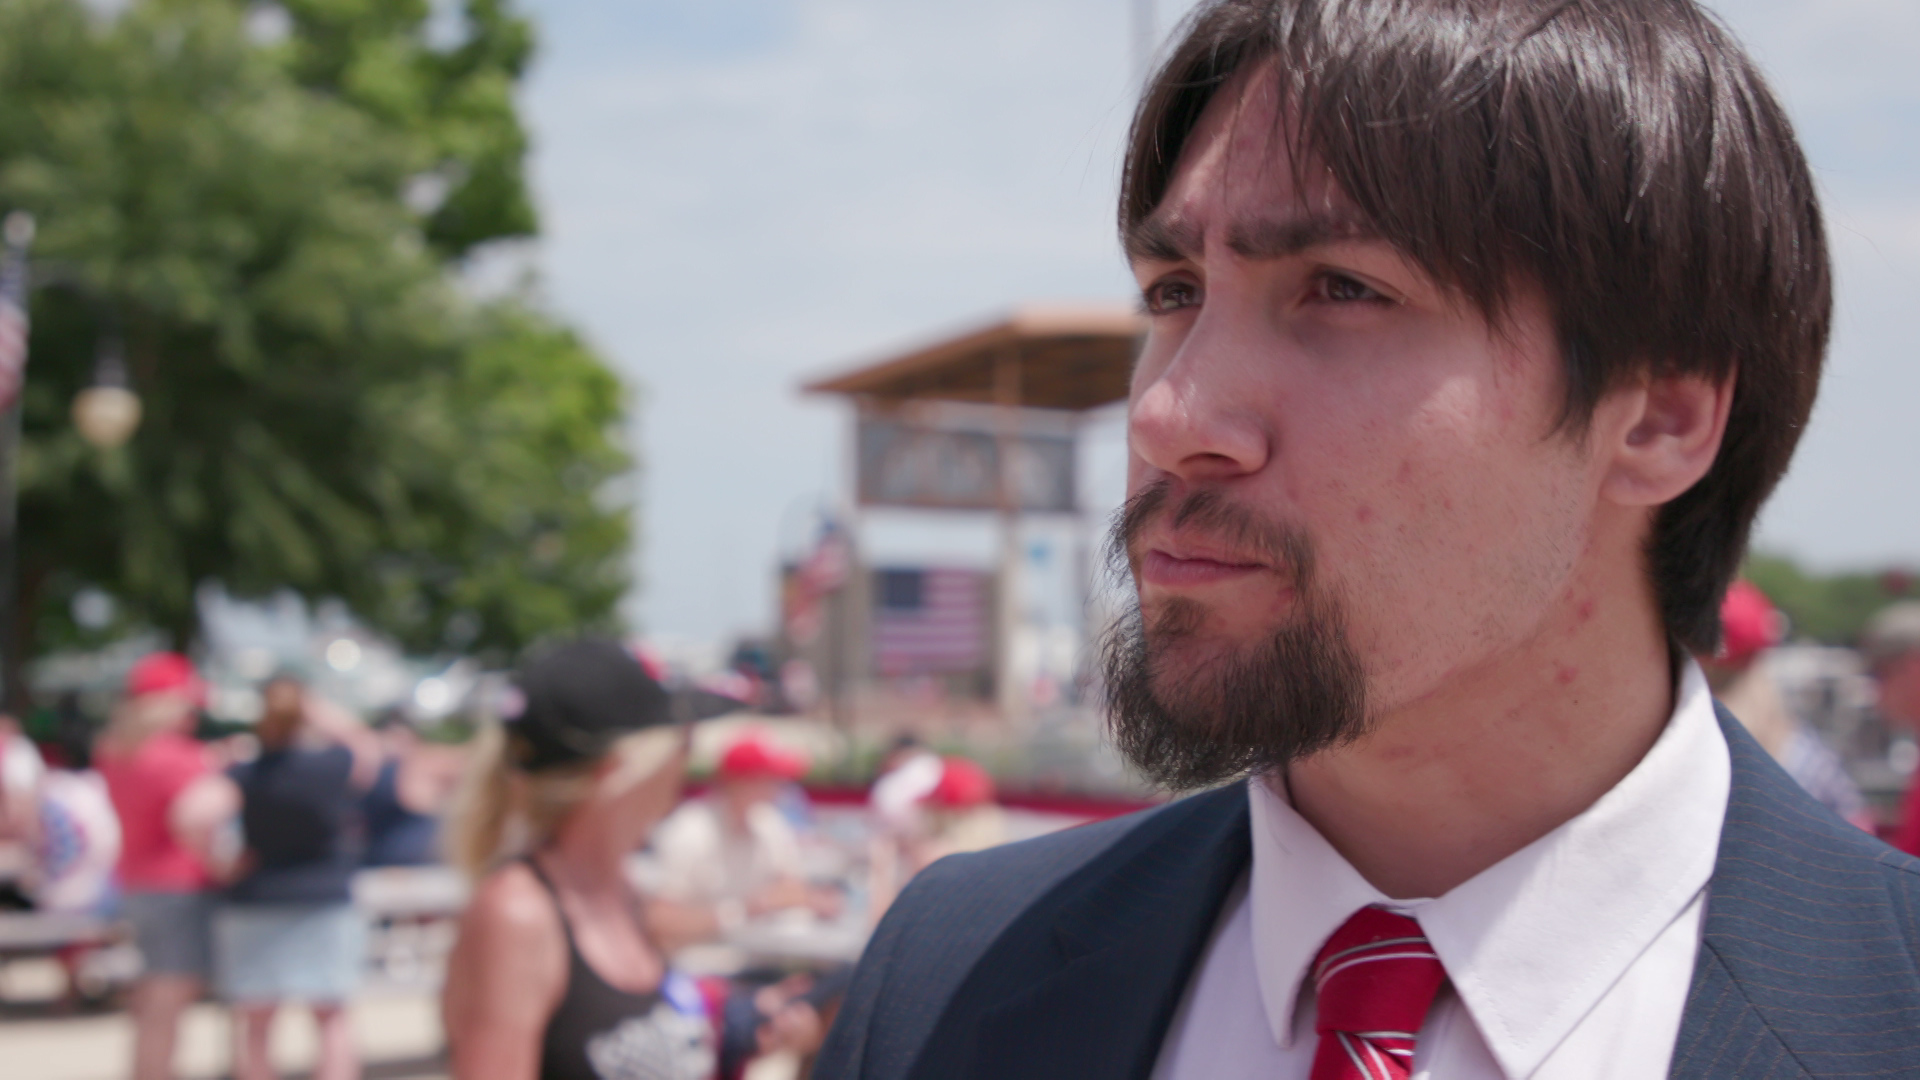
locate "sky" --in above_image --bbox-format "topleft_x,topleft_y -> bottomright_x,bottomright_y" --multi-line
508,0 -> 1920,645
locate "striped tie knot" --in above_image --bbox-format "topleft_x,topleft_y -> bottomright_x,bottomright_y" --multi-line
1308,906 -> 1447,1080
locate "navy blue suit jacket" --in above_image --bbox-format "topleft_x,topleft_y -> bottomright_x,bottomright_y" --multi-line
818,710 -> 1920,1079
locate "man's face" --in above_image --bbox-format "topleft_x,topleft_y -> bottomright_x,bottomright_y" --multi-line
262,679 -> 302,720
1110,66 -> 1610,781
721,775 -> 781,815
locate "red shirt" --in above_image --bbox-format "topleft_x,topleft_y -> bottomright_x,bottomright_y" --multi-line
96,732 -> 214,891
1894,774 -> 1920,857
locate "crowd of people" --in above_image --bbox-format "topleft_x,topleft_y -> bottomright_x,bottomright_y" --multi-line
0,590 -> 1913,1080
0,592 -> 1916,1080
0,653 -> 462,1080
0,638 -> 1009,1080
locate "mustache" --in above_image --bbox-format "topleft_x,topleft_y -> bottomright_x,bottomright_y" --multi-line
1108,479 -> 1317,589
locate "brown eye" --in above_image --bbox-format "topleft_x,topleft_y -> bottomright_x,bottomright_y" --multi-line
1143,279 -> 1201,314
1318,273 -> 1384,302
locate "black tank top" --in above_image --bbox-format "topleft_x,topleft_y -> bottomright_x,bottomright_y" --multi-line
523,858 -> 716,1080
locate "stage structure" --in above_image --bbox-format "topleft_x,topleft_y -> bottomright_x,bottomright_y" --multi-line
802,303 -> 1143,724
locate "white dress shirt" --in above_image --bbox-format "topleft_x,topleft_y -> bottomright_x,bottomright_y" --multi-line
1155,661 -> 1730,1080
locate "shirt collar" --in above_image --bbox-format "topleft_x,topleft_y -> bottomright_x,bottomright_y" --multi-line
1248,659 -> 1730,1079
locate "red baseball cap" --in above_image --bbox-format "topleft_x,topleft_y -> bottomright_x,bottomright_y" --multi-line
1717,580 -> 1784,667
717,734 -> 808,781
925,756 -> 996,809
125,652 -> 206,707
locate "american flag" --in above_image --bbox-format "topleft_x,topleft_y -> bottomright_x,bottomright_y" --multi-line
0,220 -> 29,413
872,567 -> 988,676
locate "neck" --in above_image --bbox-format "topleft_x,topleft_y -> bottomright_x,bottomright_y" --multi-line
1284,553 -> 1675,900
544,807 -> 640,892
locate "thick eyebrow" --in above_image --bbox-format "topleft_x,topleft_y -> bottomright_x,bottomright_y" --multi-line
1226,210 -> 1382,259
1124,215 -> 1202,264
1125,208 -> 1384,265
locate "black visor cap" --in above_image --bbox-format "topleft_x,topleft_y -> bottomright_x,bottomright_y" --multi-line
505,638 -> 746,771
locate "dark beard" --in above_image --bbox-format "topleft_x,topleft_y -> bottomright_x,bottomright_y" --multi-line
1099,483 -> 1369,790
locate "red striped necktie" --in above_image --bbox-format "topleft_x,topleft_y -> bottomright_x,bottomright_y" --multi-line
1308,906 -> 1448,1080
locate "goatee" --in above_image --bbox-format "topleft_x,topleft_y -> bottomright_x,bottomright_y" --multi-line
1099,482 -> 1369,790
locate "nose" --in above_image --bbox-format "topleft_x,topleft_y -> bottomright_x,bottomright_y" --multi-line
1128,318 -> 1271,485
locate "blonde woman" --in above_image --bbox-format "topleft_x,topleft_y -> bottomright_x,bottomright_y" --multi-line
442,639 -> 719,1080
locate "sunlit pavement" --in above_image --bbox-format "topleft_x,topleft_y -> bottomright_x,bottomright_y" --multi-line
0,960 -> 444,1080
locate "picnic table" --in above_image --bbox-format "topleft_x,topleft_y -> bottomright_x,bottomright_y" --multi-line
0,911 -> 119,957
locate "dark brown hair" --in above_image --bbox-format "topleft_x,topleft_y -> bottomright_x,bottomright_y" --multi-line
1121,0 -> 1830,653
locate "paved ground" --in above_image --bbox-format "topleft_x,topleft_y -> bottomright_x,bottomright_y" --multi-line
0,959 -> 812,1080
0,960 -> 445,1080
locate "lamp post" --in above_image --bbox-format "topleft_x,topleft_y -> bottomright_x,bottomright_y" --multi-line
0,210 -> 144,708
0,211 -> 35,710
72,332 -> 142,450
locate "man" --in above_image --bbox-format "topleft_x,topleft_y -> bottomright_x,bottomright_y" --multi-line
1866,602 -> 1920,854
818,2 -> 1920,1078
647,732 -> 833,940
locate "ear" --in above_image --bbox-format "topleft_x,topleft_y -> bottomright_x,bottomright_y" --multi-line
1598,368 -> 1734,507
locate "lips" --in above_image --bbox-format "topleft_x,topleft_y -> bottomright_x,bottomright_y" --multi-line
1138,548 -> 1272,589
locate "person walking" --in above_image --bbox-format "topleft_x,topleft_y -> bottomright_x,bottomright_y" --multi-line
441,639 -> 717,1080
819,2 -> 1920,1077
95,653 -> 235,1080
215,675 -> 381,1080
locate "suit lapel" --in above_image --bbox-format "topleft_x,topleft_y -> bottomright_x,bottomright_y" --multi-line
954,784 -> 1251,1080
1669,707 -> 1920,1079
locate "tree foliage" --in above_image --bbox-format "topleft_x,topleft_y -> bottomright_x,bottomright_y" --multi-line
272,0 -> 538,255
0,0 -> 632,677
1744,553 -> 1915,646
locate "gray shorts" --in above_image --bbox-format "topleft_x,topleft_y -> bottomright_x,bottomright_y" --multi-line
121,890 -> 214,979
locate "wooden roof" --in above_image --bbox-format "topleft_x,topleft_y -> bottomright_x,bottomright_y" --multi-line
802,304 -> 1144,412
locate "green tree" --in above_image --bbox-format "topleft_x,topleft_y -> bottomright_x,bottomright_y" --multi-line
0,0 -> 632,700
273,0 -> 539,255
1744,553 -> 1914,645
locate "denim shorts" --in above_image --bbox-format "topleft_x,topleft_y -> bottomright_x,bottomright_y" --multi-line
213,902 -> 364,1004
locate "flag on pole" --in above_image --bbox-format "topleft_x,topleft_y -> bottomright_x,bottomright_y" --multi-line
783,521 -> 852,645
0,214 -> 32,413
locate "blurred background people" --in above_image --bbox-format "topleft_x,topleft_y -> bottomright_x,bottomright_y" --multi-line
25,737 -> 121,916
1865,603 -> 1920,854
359,712 -> 463,869
442,639 -> 715,1080
216,674 -> 382,1080
866,754 -> 1005,922
94,653 -> 236,1080
0,713 -> 46,865
914,756 -> 1006,863
0,710 -> 120,1008
866,734 -> 942,841
648,732 -> 838,944
1701,581 -> 1873,830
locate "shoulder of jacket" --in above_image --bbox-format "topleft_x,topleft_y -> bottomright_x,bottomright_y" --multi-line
883,786 -> 1242,942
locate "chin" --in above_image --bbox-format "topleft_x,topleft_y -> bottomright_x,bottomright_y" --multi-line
1144,605 -> 1272,658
